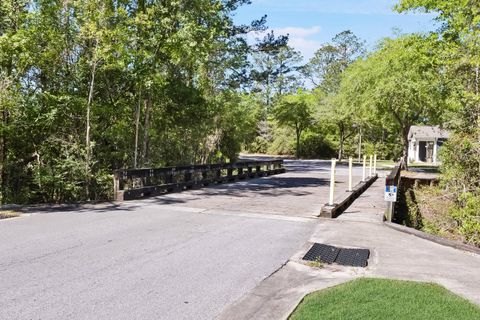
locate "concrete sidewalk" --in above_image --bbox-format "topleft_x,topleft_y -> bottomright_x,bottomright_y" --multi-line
336,177 -> 386,223
218,177 -> 480,320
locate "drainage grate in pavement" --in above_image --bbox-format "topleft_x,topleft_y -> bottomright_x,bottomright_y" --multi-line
303,243 -> 370,267
335,248 -> 370,267
302,243 -> 340,264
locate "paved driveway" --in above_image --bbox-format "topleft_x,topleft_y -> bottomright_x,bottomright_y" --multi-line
1,160 -> 362,320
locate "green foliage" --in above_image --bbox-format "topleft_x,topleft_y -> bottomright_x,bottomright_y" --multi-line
304,30 -> 365,93
440,132 -> 480,246
440,130 -> 480,193
273,91 -> 314,158
337,34 -> 447,159
299,132 -> 336,159
450,192 -> 480,246
396,0 -> 480,246
0,210 -> 19,219
0,0 -> 262,204
267,126 -> 295,155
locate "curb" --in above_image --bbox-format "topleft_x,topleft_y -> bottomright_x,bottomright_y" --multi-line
384,221 -> 480,255
319,174 -> 378,218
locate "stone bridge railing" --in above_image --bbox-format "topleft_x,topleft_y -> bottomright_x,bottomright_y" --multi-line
113,160 -> 285,201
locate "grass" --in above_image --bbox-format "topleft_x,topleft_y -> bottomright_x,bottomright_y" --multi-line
375,160 -> 396,169
0,210 -> 20,219
306,257 -> 324,269
289,278 -> 480,320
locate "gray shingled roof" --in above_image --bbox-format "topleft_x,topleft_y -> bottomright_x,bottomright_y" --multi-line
408,125 -> 450,140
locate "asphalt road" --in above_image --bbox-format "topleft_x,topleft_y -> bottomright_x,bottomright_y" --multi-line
0,160 -> 365,320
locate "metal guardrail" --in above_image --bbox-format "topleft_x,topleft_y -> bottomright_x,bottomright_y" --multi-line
113,160 -> 285,201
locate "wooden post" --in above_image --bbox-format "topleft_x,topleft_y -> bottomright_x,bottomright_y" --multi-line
369,155 -> 373,177
374,154 -> 377,175
329,158 -> 336,205
362,155 -> 366,182
348,157 -> 353,192
113,172 -> 123,201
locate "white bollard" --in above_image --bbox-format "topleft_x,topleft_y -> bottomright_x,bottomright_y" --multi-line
369,155 -> 373,177
329,158 -> 336,205
374,154 -> 377,175
348,157 -> 353,192
362,155 -> 366,182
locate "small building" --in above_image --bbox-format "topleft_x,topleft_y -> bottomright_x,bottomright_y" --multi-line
408,125 -> 450,164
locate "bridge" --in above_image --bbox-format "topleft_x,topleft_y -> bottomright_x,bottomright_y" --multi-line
1,159 -> 479,320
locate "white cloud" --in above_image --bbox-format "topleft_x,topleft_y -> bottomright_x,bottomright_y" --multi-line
273,26 -> 322,60
288,37 -> 322,61
246,25 -> 322,61
273,26 -> 322,38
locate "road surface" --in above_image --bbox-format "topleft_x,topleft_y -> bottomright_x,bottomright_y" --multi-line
0,160 -> 364,320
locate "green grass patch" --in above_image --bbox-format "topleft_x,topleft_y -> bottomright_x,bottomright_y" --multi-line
289,278 -> 480,320
375,160 -> 396,169
0,210 -> 20,219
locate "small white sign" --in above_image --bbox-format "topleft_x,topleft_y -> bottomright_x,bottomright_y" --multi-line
385,186 -> 397,202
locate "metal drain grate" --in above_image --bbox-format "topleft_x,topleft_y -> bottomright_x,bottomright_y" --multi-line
303,243 -> 370,267
335,248 -> 370,267
303,243 -> 340,264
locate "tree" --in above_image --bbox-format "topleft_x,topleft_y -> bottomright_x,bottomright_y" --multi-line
304,31 -> 365,159
0,0 -> 263,204
397,0 -> 480,245
337,34 -> 447,161
251,31 -> 303,107
303,30 -> 365,92
273,92 -> 314,159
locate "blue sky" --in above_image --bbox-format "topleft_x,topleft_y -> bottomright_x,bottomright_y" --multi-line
232,0 -> 437,60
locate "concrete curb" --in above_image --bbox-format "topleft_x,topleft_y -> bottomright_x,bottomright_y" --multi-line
319,174 -> 378,218
384,221 -> 480,255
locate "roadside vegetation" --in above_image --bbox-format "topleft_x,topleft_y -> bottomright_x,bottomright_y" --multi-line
0,210 -> 19,219
289,278 -> 480,320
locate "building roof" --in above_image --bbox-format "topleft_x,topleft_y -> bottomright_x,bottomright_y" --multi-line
408,125 -> 450,140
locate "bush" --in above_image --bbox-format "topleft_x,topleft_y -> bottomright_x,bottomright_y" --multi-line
450,192 -> 480,246
300,133 -> 336,159
267,126 -> 295,155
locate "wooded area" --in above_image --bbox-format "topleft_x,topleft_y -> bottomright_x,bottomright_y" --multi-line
1,0 -> 480,248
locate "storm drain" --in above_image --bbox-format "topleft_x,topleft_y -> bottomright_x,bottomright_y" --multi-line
303,243 -> 370,267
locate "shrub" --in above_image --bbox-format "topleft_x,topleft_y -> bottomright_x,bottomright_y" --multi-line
300,133 -> 336,159
450,192 -> 480,246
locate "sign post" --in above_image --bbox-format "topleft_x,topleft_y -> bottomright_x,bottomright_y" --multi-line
385,185 -> 398,221
384,185 -> 397,202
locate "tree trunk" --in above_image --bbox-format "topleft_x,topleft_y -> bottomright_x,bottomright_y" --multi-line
134,90 -> 141,168
338,122 -> 345,161
0,108 -> 7,205
142,96 -> 151,166
85,61 -> 97,200
402,125 -> 410,169
357,126 -> 362,163
295,126 -> 301,159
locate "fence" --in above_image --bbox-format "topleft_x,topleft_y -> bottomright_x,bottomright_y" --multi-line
385,157 -> 406,221
113,160 -> 285,201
